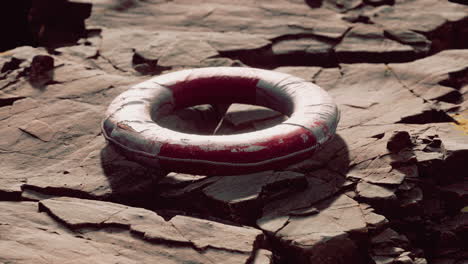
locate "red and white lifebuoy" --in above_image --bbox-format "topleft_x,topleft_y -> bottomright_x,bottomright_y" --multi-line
102,67 -> 339,175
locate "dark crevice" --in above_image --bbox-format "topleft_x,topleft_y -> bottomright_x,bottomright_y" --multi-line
336,50 -> 423,64
439,67 -> 468,90
270,33 -> 340,44
397,109 -> 458,124
131,50 -> 171,75
22,184 -> 100,201
218,45 -> 277,69
371,133 -> 385,140
304,0 -> 323,8
431,89 -> 463,104
0,97 -> 26,108
415,17 -> 468,55
448,0 -> 468,6
0,190 -> 23,201
363,0 -> 395,6
1,58 -> 26,73
219,35 -> 341,69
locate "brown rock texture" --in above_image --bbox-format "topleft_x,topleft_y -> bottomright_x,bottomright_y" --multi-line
1,0 -> 467,263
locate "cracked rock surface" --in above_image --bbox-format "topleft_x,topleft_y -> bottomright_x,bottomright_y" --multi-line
1,0 -> 467,263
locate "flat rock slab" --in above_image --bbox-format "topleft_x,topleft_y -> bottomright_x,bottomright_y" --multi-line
0,197 -> 264,264
258,194 -> 368,264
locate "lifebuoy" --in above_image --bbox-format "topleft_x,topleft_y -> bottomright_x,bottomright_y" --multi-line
102,67 -> 339,175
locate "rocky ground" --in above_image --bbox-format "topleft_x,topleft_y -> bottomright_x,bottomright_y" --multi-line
1,0 -> 467,263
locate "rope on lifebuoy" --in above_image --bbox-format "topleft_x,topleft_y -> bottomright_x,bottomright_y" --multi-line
102,67 -> 340,175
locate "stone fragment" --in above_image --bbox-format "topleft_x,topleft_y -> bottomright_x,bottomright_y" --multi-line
371,228 -> 409,246
29,55 -> 54,86
193,171 -> 307,223
56,45 -> 98,59
372,256 -> 395,264
21,188 -> 55,201
356,182 -> 397,201
224,103 -> 283,127
384,28 -> 431,53
360,203 -> 389,231
157,172 -> 207,187
203,171 -> 305,203
373,246 -> 405,257
260,169 -> 345,219
0,179 -> 24,200
251,249 -> 274,264
170,215 -> 262,252
157,104 -> 223,134
8,98 -> 38,123
259,194 -> 367,264
395,255 -> 414,264
347,160 -> 413,186
19,120 -> 55,142
399,187 -> 423,208
39,197 -> 128,228
387,131 -> 413,153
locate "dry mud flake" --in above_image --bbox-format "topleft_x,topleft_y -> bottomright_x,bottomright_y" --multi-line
0,197 -> 266,264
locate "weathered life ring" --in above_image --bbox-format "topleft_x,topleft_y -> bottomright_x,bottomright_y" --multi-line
102,67 -> 340,175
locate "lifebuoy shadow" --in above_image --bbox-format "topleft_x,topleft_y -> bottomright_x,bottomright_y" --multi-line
99,109 -> 349,225
194,133 -> 350,224
99,142 -> 167,207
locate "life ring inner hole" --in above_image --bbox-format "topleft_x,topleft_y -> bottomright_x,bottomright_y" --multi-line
149,75 -> 296,132
156,103 -> 288,136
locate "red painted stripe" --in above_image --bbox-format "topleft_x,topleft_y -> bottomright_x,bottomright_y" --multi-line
169,76 -> 260,108
157,149 -> 316,175
158,127 -> 317,163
